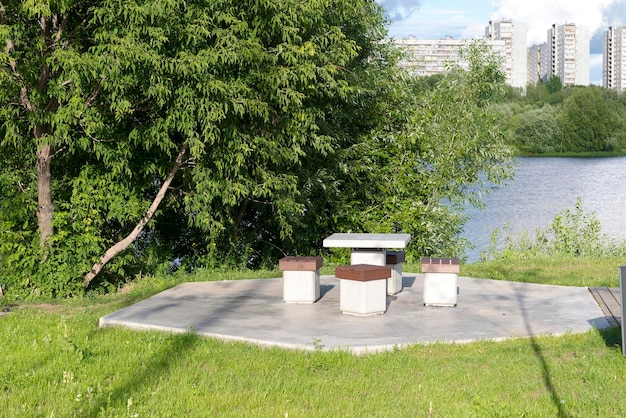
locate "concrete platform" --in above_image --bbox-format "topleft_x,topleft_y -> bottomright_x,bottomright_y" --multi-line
99,274 -> 610,354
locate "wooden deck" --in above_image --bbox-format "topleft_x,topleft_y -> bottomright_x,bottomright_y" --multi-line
589,287 -> 622,327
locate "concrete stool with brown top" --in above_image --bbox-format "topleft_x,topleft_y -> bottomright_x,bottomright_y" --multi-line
335,264 -> 391,316
279,256 -> 323,303
421,257 -> 460,307
386,250 -> 405,295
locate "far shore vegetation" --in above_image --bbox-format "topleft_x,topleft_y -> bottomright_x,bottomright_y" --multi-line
517,150 -> 626,158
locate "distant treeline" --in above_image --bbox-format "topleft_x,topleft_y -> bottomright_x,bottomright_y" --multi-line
417,75 -> 626,155
501,77 -> 626,154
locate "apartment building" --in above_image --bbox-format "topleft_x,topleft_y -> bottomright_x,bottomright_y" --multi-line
396,36 -> 464,76
603,26 -> 626,92
396,20 -> 591,89
527,23 -> 590,86
548,23 -> 590,86
528,43 -> 550,84
395,36 -> 506,80
484,20 -> 529,88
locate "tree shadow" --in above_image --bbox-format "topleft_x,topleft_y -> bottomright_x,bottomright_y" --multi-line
514,283 -> 569,417
82,330 -> 200,415
597,325 -> 622,352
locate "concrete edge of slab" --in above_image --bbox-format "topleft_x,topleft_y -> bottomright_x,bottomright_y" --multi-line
97,274 -> 613,354
99,317 -> 612,355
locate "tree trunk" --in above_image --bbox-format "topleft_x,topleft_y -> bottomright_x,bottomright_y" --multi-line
36,129 -> 54,246
83,142 -> 189,288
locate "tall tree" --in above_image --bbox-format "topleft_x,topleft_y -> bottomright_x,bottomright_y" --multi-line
386,40 -> 514,255
0,1 -> 94,245
560,87 -> 623,152
326,40 -> 514,256
0,2 -> 514,298
0,0 -> 397,295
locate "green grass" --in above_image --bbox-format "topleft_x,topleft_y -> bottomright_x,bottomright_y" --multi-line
460,256 -> 624,288
2,263 -> 626,416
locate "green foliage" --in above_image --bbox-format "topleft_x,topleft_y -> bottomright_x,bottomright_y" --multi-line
502,80 -> 626,154
308,40 -> 513,260
545,75 -> 563,95
559,86 -> 625,152
367,40 -> 513,257
484,197 -> 626,262
0,3 -> 514,297
1,0 -> 395,293
513,104 -> 562,153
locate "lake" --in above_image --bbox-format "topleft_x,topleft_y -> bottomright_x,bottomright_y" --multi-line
462,156 -> 626,262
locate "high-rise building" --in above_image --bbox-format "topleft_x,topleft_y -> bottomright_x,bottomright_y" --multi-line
395,36 -> 464,76
603,26 -> 626,92
528,43 -> 550,84
548,23 -> 590,86
395,36 -> 506,78
484,20 -> 529,88
396,21 -> 591,89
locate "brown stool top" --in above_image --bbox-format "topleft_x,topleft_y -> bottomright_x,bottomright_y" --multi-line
279,256 -> 323,271
335,264 -> 391,281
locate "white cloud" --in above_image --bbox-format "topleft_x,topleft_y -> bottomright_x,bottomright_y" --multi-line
490,0 -> 624,46
384,4 -> 488,40
377,0 -> 421,21
380,0 -> 626,83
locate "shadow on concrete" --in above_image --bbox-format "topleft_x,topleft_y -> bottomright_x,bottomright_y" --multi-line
319,284 -> 335,299
401,275 -> 416,288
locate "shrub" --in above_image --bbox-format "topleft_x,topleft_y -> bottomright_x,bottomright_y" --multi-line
484,197 -> 626,261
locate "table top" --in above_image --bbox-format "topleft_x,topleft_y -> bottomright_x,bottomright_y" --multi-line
322,233 -> 411,249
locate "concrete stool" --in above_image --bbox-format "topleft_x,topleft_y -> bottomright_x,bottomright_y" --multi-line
422,258 -> 460,307
386,250 -> 405,295
335,264 -> 391,316
279,256 -> 323,303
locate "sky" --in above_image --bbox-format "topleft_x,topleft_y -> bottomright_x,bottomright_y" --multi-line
377,0 -> 626,85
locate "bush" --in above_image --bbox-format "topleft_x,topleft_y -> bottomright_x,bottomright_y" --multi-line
483,197 -> 626,261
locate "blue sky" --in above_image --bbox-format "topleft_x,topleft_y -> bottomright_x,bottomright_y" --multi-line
377,0 -> 626,84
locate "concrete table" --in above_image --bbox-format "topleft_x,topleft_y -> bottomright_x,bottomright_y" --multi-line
323,233 -> 411,266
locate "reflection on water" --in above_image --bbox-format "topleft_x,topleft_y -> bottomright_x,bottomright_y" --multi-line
462,157 -> 626,262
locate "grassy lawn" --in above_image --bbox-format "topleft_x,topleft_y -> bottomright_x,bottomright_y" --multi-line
459,256 -> 624,288
2,261 -> 626,416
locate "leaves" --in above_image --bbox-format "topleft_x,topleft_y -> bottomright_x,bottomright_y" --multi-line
0,1 -> 515,296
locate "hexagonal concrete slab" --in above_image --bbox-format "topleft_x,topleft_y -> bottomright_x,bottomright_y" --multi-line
99,275 -> 609,354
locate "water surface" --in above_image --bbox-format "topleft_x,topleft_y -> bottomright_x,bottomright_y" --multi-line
462,157 -> 626,261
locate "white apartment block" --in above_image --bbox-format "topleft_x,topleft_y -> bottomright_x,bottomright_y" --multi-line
395,36 -> 506,79
603,26 -> 626,92
548,23 -> 590,86
395,36 -> 465,76
484,20 -> 529,88
528,43 -> 550,84
396,21 -> 591,89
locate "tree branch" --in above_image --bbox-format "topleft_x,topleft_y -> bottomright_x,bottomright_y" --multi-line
83,142 -> 190,288
52,11 -> 69,49
20,87 -> 35,111
84,83 -> 102,109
